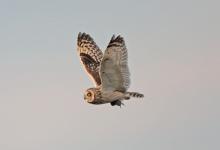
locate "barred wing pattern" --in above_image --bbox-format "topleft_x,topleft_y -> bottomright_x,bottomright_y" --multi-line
100,35 -> 130,92
77,32 -> 103,86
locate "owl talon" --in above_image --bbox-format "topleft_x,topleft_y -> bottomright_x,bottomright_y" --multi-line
110,100 -> 124,107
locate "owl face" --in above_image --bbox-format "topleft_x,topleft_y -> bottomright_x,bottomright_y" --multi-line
84,88 -> 102,104
84,89 -> 95,103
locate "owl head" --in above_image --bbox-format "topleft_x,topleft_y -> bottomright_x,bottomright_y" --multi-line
84,88 -> 101,104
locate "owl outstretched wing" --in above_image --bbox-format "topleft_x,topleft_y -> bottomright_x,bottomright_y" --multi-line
77,32 -> 103,86
100,35 -> 130,92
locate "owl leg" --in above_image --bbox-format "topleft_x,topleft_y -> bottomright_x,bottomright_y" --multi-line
110,100 -> 124,107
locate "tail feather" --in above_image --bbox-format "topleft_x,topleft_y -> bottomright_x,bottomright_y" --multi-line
127,92 -> 144,98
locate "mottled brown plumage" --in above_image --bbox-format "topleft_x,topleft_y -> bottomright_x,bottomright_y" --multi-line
77,32 -> 144,107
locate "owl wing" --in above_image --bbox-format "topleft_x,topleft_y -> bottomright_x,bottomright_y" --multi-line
100,35 -> 130,92
77,32 -> 103,86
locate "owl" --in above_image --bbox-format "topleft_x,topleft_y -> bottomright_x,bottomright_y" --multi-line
77,32 -> 144,107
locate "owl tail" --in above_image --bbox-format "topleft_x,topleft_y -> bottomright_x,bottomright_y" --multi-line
127,92 -> 144,98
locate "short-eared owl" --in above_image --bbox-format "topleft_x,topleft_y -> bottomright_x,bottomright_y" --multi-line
77,32 -> 144,107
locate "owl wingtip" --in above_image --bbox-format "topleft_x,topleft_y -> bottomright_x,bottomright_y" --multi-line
109,34 -> 124,44
78,32 -> 83,37
78,32 -> 94,42
110,34 -> 116,41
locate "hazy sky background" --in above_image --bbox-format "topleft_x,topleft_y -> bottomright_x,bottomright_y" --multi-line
0,0 -> 220,150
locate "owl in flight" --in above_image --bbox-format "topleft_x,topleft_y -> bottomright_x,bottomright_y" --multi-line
77,32 -> 144,107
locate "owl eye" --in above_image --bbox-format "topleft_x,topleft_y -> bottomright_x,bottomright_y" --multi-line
87,92 -> 92,97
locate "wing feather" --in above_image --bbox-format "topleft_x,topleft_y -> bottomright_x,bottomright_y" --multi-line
100,35 -> 130,92
77,32 -> 103,86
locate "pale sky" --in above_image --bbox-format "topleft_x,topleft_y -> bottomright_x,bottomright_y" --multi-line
0,0 -> 220,150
